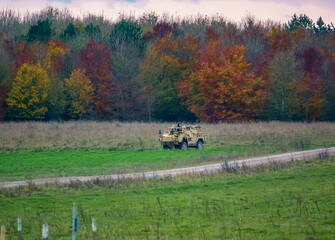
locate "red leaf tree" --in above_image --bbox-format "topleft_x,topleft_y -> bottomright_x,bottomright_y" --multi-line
0,86 -> 8,120
79,38 -> 114,119
4,40 -> 40,75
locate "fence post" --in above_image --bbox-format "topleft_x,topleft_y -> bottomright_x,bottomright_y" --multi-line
17,217 -> 22,240
72,203 -> 76,240
72,203 -> 79,240
42,224 -> 48,240
1,226 -> 5,240
92,218 -> 97,240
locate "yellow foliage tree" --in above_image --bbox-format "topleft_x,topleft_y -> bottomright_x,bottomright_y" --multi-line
7,63 -> 50,119
65,69 -> 94,118
288,72 -> 324,120
43,40 -> 69,74
43,40 -> 69,118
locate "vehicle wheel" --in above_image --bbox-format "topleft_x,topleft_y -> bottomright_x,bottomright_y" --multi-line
163,144 -> 169,150
196,140 -> 203,150
181,141 -> 188,150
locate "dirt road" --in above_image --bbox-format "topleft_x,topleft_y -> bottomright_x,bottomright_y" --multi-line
1,147 -> 335,188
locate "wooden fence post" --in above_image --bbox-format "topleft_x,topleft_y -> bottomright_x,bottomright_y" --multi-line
1,226 -> 5,240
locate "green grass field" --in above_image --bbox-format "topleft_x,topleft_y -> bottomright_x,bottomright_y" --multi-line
0,157 -> 334,239
1,121 -> 335,182
0,148 -> 250,182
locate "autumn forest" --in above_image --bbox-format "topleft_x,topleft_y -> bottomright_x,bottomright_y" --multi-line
0,7 -> 334,122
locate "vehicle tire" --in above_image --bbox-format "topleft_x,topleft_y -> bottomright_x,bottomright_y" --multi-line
196,140 -> 203,150
181,141 -> 188,150
163,144 -> 169,150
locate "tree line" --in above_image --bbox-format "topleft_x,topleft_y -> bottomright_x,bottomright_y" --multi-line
0,7 -> 334,122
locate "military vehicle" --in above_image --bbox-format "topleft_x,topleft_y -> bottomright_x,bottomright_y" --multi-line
159,124 -> 207,150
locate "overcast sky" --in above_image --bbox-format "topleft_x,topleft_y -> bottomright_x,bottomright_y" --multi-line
1,0 -> 334,24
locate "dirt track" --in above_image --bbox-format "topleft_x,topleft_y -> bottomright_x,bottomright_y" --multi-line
1,147 -> 335,188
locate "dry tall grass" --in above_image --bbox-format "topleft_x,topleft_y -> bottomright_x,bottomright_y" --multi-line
0,121 -> 334,152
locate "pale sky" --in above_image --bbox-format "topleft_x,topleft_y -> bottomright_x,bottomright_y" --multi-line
1,0 -> 334,24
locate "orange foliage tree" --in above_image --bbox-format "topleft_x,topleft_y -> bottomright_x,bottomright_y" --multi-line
287,73 -> 324,120
179,33 -> 201,76
178,42 -> 265,122
267,26 -> 292,54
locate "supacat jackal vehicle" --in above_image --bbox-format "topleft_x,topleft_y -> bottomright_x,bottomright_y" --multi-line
159,124 -> 207,150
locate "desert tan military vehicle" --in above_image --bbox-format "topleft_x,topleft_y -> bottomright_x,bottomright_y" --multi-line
159,124 -> 207,150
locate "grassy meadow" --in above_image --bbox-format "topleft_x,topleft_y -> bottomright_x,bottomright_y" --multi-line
1,121 -> 335,153
0,121 -> 335,181
1,121 -> 335,239
0,156 -> 334,239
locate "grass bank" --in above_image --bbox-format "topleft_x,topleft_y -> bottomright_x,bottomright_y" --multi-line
0,146 -> 255,182
0,157 -> 334,239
